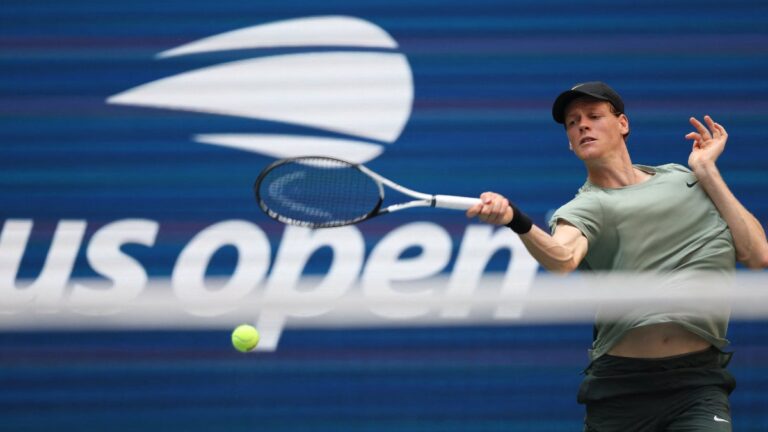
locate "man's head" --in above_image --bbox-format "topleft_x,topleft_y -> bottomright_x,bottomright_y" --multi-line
552,82 -> 630,160
552,81 -> 625,125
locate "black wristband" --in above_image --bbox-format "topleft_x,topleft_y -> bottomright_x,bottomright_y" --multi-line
505,203 -> 533,234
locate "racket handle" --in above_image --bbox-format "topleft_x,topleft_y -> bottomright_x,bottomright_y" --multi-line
433,195 -> 482,210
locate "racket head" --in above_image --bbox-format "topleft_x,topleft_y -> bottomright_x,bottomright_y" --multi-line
254,156 -> 384,228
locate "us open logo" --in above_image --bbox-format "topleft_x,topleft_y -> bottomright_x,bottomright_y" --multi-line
0,16 -> 539,351
107,15 -> 414,164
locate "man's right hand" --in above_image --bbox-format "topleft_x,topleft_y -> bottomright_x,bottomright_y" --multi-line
466,191 -> 514,225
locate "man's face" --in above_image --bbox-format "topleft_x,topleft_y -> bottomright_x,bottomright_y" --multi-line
564,98 -> 629,161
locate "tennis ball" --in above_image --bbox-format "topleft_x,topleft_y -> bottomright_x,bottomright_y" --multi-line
231,324 -> 260,353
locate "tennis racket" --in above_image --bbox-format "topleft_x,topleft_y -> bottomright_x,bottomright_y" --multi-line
254,156 -> 481,228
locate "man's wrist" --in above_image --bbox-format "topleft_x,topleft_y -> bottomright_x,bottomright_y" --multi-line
505,203 -> 533,234
691,161 -> 719,180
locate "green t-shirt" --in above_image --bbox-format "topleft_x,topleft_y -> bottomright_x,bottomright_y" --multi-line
549,163 -> 736,360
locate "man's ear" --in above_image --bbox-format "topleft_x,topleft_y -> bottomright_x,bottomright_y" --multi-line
619,113 -> 629,136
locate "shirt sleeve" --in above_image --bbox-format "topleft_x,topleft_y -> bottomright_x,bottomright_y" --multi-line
548,192 -> 604,246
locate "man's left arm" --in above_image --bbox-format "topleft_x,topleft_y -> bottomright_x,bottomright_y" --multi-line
687,115 -> 768,269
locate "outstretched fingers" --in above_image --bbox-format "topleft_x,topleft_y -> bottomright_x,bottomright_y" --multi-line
710,117 -> 728,138
685,131 -> 702,142
689,116 -> 712,139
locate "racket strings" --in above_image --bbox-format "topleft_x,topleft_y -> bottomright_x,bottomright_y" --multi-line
258,157 -> 382,227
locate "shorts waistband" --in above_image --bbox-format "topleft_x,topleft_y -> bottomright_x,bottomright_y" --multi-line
578,347 -> 736,403
587,346 -> 732,377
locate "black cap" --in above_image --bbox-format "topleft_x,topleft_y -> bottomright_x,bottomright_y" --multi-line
552,81 -> 625,124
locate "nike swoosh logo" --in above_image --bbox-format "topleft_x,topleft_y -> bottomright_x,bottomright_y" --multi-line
714,415 -> 730,423
687,180 -> 699,188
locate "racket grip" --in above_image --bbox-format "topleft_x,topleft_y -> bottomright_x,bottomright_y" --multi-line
433,195 -> 483,210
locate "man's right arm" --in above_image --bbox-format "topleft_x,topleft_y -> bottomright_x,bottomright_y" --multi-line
467,192 -> 588,273
520,223 -> 588,273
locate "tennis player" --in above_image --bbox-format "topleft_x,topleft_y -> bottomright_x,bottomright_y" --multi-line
467,81 -> 768,431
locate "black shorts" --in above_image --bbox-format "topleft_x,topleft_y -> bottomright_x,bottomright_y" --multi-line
579,347 -> 736,432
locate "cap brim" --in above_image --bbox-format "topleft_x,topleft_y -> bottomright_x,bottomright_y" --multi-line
552,90 -> 611,124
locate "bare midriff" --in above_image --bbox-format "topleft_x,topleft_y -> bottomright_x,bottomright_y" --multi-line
607,322 -> 712,359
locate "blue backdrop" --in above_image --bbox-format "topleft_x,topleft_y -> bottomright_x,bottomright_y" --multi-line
1,0 -> 767,430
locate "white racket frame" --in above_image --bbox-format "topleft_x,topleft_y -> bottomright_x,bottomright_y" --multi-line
356,164 -> 481,215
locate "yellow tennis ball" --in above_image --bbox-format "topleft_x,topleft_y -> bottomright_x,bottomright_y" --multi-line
231,324 -> 260,353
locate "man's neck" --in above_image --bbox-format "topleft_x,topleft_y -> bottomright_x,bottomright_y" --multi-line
585,152 -> 650,189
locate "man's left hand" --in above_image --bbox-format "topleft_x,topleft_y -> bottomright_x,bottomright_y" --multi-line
686,115 -> 727,173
